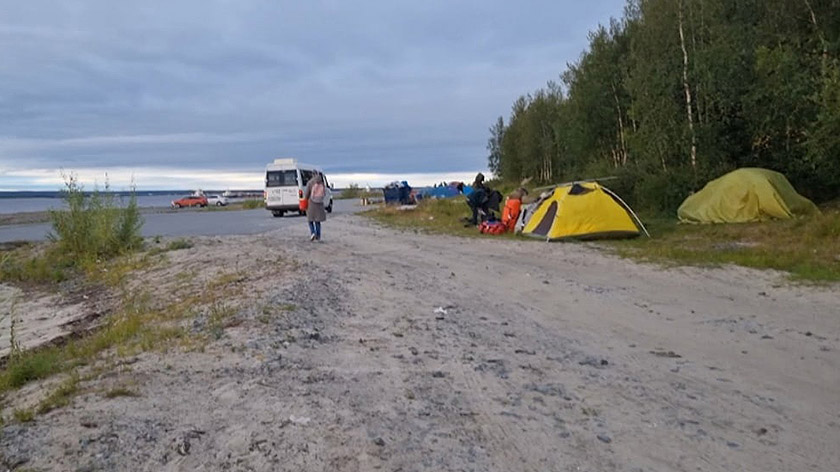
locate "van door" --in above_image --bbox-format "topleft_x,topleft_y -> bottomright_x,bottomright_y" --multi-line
265,169 -> 300,208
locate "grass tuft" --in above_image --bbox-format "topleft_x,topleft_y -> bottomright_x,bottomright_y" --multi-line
241,199 -> 264,209
104,387 -> 140,399
1,350 -> 61,391
166,239 -> 194,251
13,408 -> 34,423
37,375 -> 80,414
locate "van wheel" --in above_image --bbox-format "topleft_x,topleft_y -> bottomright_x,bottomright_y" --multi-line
326,201 -> 333,213
272,211 -> 284,218
216,202 -> 223,206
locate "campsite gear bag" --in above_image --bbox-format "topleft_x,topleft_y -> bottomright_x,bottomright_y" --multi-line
299,198 -> 309,211
479,221 -> 507,235
311,182 -> 326,204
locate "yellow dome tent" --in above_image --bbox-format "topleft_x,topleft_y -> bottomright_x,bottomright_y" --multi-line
522,182 -> 648,240
677,168 -> 819,224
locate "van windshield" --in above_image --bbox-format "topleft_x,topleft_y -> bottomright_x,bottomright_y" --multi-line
266,170 -> 298,187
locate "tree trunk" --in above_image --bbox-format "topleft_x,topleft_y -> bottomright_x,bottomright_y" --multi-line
611,83 -> 629,165
803,0 -> 829,82
678,0 -> 698,172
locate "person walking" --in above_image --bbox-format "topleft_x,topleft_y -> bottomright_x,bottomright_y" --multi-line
304,172 -> 327,241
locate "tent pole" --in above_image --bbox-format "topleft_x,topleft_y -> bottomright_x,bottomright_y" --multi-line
601,186 -> 651,238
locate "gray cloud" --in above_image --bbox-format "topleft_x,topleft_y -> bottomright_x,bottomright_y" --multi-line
1,0 -> 624,187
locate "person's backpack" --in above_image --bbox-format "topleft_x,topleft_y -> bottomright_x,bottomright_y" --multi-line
311,181 -> 326,203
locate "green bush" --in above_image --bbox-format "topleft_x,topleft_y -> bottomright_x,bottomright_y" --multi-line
631,171 -> 695,216
338,183 -> 364,199
1,350 -> 61,391
48,175 -> 144,261
241,199 -> 264,209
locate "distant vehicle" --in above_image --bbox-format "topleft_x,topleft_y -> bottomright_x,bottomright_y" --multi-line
207,195 -> 228,206
171,195 -> 208,208
264,158 -> 333,217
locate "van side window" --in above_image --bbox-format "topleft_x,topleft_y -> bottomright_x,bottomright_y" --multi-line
301,170 -> 314,185
266,170 -> 298,187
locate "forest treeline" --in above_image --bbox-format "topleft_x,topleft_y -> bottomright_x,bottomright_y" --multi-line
487,0 -> 840,213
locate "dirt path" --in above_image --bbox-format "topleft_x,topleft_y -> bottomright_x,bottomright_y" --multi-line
2,213 -> 839,471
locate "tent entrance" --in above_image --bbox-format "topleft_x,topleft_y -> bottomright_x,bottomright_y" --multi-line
531,201 -> 557,236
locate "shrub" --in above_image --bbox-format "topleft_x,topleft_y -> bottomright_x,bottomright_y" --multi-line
339,183 -> 364,199
48,175 -> 144,262
241,199 -> 264,209
166,239 -> 194,251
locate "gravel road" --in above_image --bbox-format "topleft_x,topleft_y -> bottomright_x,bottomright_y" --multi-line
2,211 -> 838,471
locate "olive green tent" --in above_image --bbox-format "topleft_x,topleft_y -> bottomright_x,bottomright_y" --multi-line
678,168 -> 819,224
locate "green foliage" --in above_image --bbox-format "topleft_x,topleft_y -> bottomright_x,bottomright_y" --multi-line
13,408 -> 34,423
1,350 -> 61,391
241,199 -> 264,209
166,239 -> 194,251
103,387 -> 140,399
0,248 -> 69,284
610,208 -> 840,282
337,183 -> 379,200
49,175 -> 144,262
338,183 -> 364,199
37,375 -> 80,414
491,0 -> 840,213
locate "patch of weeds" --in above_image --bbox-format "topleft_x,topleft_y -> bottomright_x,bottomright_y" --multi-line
104,387 -> 140,399
258,303 -> 295,324
84,252 -> 160,287
13,408 -> 34,423
1,291 -> 183,394
0,246 -> 71,284
166,239 -> 194,251
581,406 -> 599,417
207,271 -> 247,291
37,375 -> 80,414
0,350 -> 62,392
207,301 -> 237,340
174,269 -> 199,285
241,199 -> 264,209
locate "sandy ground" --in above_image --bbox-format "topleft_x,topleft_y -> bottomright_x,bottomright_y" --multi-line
1,213 -> 839,471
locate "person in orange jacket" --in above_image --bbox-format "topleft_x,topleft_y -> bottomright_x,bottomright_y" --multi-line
502,187 -> 527,232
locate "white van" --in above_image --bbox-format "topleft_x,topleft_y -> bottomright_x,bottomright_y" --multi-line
264,158 -> 334,217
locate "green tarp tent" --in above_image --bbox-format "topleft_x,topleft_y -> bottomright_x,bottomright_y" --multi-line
678,168 -> 819,224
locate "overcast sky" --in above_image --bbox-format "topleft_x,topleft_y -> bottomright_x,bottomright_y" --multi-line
1,0 -> 624,190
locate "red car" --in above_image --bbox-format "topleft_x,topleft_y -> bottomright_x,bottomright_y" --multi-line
171,195 -> 208,208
